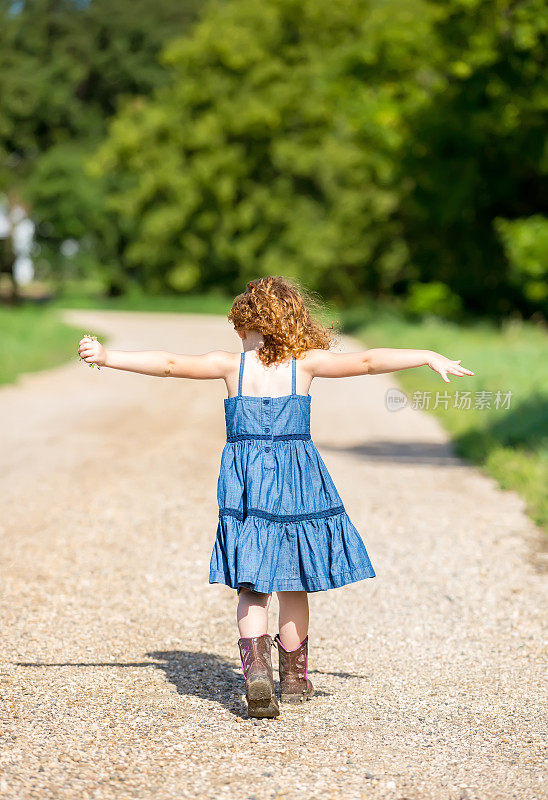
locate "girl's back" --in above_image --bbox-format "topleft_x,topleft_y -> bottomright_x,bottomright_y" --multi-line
231,350 -> 310,398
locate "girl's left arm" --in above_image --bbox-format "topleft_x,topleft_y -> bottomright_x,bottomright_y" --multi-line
305,348 -> 474,383
77,337 -> 234,379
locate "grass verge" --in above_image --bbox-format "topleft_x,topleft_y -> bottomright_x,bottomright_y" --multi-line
0,305 -> 85,386
340,304 -> 548,533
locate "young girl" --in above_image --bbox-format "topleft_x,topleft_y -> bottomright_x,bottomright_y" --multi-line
78,276 -> 473,719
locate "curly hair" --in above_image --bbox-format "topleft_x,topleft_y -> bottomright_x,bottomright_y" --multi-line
228,276 -> 337,366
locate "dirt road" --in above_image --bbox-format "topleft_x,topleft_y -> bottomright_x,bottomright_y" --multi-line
1,310 -> 545,800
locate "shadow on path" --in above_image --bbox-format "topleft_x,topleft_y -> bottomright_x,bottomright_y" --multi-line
16,649 -> 358,718
318,439 -> 466,466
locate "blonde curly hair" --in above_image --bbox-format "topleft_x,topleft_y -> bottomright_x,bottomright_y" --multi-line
228,276 -> 337,366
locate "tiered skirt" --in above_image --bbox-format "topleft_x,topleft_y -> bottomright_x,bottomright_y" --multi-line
209,439 -> 376,593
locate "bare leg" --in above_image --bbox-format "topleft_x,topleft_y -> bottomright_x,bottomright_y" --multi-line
276,591 -> 309,650
237,588 -> 272,638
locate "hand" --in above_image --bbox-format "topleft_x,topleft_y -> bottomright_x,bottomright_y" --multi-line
427,353 -> 474,383
78,334 -> 107,369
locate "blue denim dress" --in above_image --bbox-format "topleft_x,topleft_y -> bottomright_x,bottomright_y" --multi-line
209,353 -> 376,594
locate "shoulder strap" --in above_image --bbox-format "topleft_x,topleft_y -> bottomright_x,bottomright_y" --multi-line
238,352 -> 245,396
291,356 -> 296,395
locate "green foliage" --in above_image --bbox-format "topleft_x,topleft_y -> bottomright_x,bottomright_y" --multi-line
93,0 -> 439,299
403,281 -> 463,319
1,0 -> 546,315
0,0 -> 200,173
0,0 -> 200,290
400,0 -> 548,317
495,216 -> 548,311
93,0 -> 547,315
22,143 -> 118,286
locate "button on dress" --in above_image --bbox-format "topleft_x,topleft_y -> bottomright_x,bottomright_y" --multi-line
209,353 -> 376,593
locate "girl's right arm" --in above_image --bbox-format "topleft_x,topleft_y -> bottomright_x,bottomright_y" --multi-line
304,347 -> 474,384
77,337 -> 235,380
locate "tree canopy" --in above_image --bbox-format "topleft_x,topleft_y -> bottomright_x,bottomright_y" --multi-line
1,0 -> 546,317
0,0 -> 199,285
94,0 -> 547,316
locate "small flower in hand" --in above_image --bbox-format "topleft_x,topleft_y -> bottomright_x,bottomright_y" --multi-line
78,334 -> 106,369
427,354 -> 474,383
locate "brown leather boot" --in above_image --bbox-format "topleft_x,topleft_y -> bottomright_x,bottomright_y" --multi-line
238,634 -> 280,718
274,634 -> 315,703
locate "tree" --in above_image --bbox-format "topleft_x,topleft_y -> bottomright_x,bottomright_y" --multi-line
94,0 -> 438,299
95,0 -> 547,317
0,0 -> 200,291
399,0 -> 548,317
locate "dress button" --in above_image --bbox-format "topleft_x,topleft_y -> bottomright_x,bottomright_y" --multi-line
265,427 -> 270,433
263,399 -> 269,405
264,447 -> 271,453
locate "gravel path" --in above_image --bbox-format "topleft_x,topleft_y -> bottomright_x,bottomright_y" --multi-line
1,310 -> 546,800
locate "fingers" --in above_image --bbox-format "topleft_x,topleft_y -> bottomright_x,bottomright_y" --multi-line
449,365 -> 474,376
77,334 -> 101,369
78,341 -> 99,364
78,335 -> 98,349
432,355 -> 474,383
448,359 -> 474,376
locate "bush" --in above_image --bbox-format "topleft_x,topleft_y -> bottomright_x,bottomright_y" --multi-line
495,216 -> 548,314
403,281 -> 463,320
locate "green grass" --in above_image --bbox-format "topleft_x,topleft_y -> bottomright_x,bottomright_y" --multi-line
0,305 -> 86,386
340,303 -> 548,533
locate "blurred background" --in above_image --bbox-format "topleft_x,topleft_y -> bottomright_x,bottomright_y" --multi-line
0,0 -> 546,530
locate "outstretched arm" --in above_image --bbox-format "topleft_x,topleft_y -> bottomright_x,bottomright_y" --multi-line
305,348 -> 474,384
77,337 -> 235,379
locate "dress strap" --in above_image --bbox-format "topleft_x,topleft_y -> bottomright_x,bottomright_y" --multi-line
291,356 -> 297,395
238,352 -> 245,396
